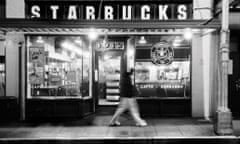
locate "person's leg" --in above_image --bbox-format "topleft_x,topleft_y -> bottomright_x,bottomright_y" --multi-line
129,98 -> 147,126
109,98 -> 128,125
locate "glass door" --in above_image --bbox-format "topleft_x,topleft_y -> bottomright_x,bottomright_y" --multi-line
229,30 -> 240,117
97,52 -> 122,105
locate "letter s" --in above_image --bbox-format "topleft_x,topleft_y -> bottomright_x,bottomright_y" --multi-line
177,5 -> 187,20
31,5 -> 40,18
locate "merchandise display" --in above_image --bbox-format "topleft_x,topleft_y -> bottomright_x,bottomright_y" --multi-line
27,36 -> 90,98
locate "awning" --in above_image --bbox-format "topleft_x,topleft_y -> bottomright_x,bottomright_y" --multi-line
0,18 -> 221,34
25,0 -> 192,2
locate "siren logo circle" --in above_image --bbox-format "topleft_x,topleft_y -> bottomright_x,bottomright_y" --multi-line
151,42 -> 174,65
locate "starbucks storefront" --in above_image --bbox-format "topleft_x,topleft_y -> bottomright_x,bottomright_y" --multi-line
0,0 -> 221,119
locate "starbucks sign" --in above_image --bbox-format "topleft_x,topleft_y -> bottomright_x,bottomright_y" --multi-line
151,42 -> 174,65
25,1 -> 192,20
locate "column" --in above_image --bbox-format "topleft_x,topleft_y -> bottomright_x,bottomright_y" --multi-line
192,0 -> 212,118
5,33 -> 25,120
214,0 -> 233,135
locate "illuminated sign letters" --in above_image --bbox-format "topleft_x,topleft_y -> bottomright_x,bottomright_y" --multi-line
27,2 -> 192,20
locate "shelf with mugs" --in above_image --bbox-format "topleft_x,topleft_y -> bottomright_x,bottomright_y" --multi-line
105,73 -> 120,101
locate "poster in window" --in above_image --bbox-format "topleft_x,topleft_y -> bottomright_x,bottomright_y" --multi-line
29,67 -> 44,84
29,46 -> 45,84
29,46 -> 45,67
66,71 -> 76,82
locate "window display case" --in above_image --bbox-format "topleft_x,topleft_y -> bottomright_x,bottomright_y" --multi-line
135,61 -> 190,98
27,36 -> 90,99
135,35 -> 191,99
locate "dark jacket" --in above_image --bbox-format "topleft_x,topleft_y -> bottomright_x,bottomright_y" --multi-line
120,72 -> 139,98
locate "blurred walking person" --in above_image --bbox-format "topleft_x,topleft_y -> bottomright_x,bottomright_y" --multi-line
109,68 -> 147,126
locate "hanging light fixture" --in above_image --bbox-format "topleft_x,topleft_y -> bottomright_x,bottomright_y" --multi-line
36,36 -> 44,43
75,37 -> 82,45
138,36 -> 147,44
173,36 -> 183,47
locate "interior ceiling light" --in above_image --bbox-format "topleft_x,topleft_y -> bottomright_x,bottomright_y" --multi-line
173,42 -> 180,47
75,37 -> 82,45
172,36 -> 182,47
103,54 -> 111,61
174,36 -> 183,43
36,36 -> 44,43
61,41 -> 82,56
139,36 -> 147,44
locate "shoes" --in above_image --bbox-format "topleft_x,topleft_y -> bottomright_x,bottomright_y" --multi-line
136,120 -> 147,127
109,120 -> 147,127
109,121 -> 121,126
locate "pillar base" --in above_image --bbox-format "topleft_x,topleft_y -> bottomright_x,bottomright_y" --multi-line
214,111 -> 233,135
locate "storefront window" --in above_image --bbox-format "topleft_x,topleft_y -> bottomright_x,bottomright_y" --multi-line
27,36 -> 90,98
135,35 -> 191,98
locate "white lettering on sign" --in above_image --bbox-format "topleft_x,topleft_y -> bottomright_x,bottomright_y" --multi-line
105,6 -> 114,20
68,6 -> 77,19
86,6 -> 95,20
50,5 -> 59,19
31,5 -> 40,18
178,5 -> 187,20
122,5 -> 132,20
140,84 -> 154,89
159,5 -> 168,20
28,4 -> 189,20
141,5 -> 150,20
96,41 -> 124,50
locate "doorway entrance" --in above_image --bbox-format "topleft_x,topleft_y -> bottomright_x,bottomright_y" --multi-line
97,51 -> 123,106
229,30 -> 240,118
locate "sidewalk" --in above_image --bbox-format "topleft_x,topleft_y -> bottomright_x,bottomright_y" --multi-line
0,114 -> 239,143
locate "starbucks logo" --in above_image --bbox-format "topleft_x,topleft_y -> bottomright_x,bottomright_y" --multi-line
151,42 -> 174,65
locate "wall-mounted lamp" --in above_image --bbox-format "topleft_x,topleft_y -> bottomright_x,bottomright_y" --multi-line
183,28 -> 192,40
